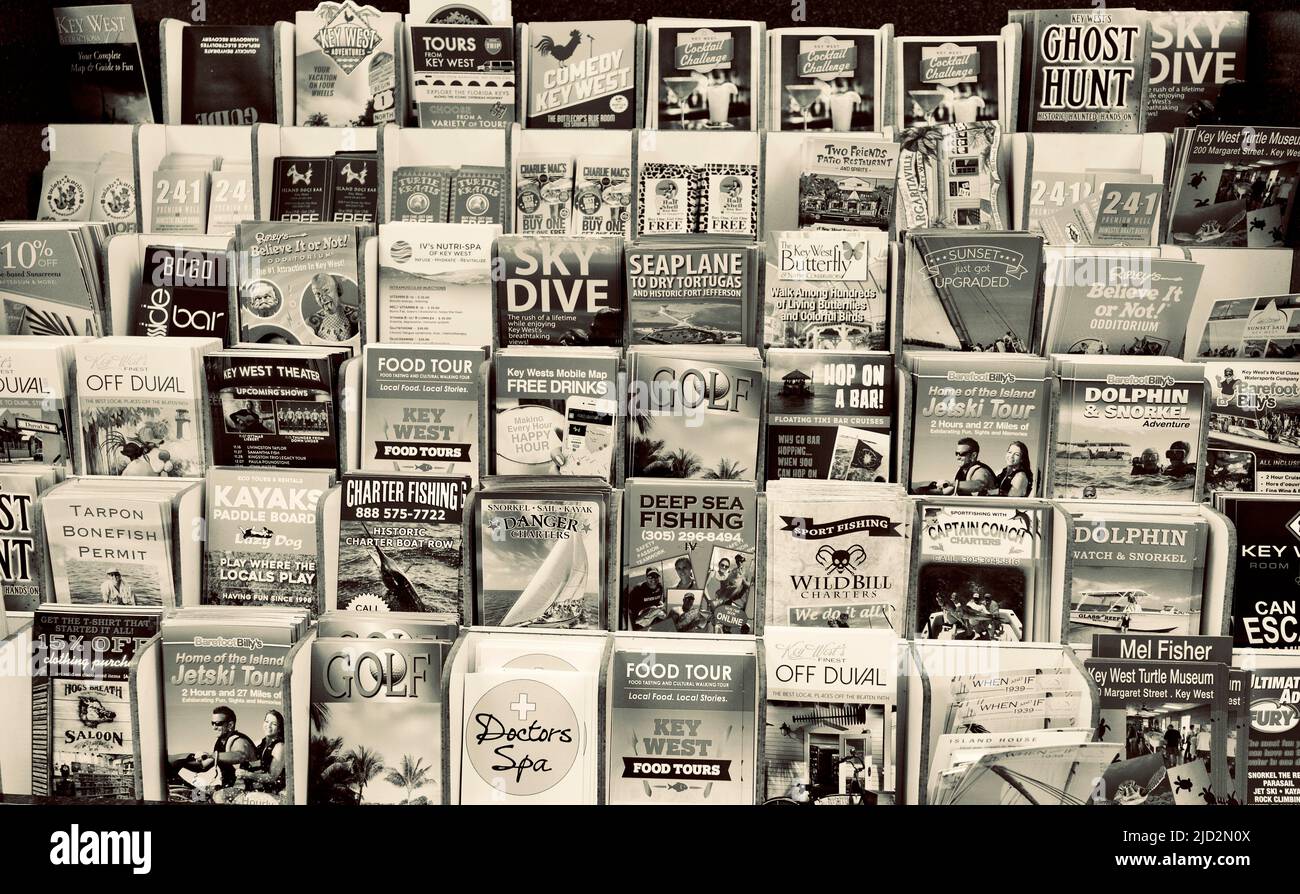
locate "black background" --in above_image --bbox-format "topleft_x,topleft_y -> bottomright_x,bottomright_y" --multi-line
2,0 -> 1299,235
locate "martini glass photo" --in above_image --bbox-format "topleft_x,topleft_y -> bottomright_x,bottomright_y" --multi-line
704,79 -> 740,128
908,89 -> 946,124
785,83 -> 825,130
663,75 -> 703,128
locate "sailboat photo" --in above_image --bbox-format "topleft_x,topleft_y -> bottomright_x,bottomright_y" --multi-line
500,532 -> 589,628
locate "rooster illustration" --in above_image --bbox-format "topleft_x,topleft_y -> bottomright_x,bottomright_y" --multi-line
534,29 -> 587,62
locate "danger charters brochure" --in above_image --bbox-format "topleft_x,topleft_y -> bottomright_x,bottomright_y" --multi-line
1043,251 -> 1202,357
360,344 -> 482,481
524,20 -> 637,129
647,18 -> 762,131
901,231 -> 1044,354
377,222 -> 497,346
769,27 -> 885,133
1053,357 -> 1207,502
474,481 -> 608,629
1204,360 -> 1300,496
203,467 -> 333,612
1010,7 -> 1150,134
762,230 -> 889,352
607,642 -> 757,804
619,479 -> 757,634
762,627 -> 897,804
494,235 -> 624,347
204,348 -> 345,470
53,4 -> 154,124
30,606 -> 162,799
1066,508 -> 1208,646
907,353 -> 1051,498
309,636 -> 447,805
1145,12 -> 1247,132
765,482 -> 912,632
295,1 -> 399,126
492,347 -> 619,481
627,243 -> 757,347
337,472 -> 469,618
765,350 -> 895,483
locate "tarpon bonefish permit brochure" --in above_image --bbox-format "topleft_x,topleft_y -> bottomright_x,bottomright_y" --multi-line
360,344 -> 483,481
763,627 -> 898,803
203,467 -> 334,612
525,20 -> 638,129
337,472 -> 469,617
768,27 -> 886,133
608,644 -> 757,804
647,18 -> 763,131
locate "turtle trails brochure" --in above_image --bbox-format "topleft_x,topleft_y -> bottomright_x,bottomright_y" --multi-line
1216,495 -> 1300,648
525,20 -> 638,129
1204,360 -> 1300,495
494,236 -> 624,347
0,338 -> 78,474
762,230 -> 889,351
607,639 -> 757,804
53,4 -> 154,124
1066,507 -> 1208,646
74,336 -> 219,477
474,478 -> 609,629
646,18 -> 763,131
1053,357 -> 1207,502
768,27 -> 885,133
309,636 -> 448,805
161,608 -> 309,804
360,344 -> 482,481
627,346 -> 764,481
377,222 -> 498,346
180,25 -> 278,125
204,467 -> 333,612
907,353 -> 1051,498
1145,12 -> 1247,132
620,479 -> 757,634
765,480 -> 911,631
1168,125 -> 1300,248
492,347 -> 619,481
1010,7 -> 1150,134
204,348 -> 345,470
763,627 -> 897,804
913,500 -> 1048,643
765,350 -> 895,482
234,222 -> 365,353
295,1 -> 399,126
30,605 -> 163,799
902,231 -> 1044,354
337,472 -> 469,618
626,243 -> 757,347
1043,252 -> 1202,357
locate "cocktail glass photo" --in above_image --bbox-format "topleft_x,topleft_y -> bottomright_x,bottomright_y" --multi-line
908,89 -> 946,125
785,83 -> 825,130
663,75 -> 703,128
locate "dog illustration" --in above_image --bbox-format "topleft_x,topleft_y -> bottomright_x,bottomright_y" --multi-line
287,164 -> 313,185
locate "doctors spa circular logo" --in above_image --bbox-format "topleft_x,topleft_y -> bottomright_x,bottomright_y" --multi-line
465,679 -> 579,796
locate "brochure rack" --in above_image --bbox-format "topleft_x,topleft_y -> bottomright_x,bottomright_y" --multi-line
445,627 -> 611,804
902,638 -> 1099,805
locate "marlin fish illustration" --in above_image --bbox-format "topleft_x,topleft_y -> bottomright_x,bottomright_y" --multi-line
359,520 -> 422,612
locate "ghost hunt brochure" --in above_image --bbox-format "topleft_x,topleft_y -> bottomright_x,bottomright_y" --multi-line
336,472 -> 469,618
525,20 -> 638,129
619,479 -> 757,634
360,344 -> 482,481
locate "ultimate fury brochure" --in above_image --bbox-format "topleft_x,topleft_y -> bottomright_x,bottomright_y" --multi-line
608,639 -> 757,804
